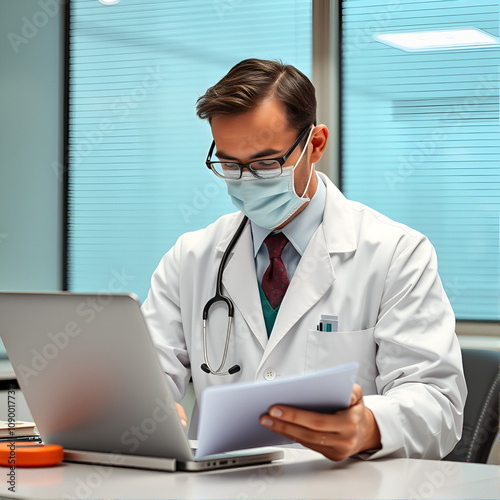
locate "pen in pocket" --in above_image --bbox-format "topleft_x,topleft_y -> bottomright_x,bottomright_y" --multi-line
317,314 -> 338,332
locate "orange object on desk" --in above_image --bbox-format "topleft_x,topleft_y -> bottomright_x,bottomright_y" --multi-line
0,442 -> 63,467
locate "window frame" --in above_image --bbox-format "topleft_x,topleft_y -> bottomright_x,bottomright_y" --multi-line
327,0 -> 499,336
61,0 -> 499,336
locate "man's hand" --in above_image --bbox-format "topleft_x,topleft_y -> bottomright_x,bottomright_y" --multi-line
176,402 -> 187,429
259,384 -> 381,461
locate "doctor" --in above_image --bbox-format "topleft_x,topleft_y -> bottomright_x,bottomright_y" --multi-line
142,58 -> 466,461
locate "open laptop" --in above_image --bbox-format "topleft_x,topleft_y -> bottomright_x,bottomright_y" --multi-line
0,292 -> 283,471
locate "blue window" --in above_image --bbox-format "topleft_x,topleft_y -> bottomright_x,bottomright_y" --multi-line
68,0 -> 312,302
341,0 -> 500,320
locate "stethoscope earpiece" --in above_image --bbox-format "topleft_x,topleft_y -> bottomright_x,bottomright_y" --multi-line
228,365 -> 241,375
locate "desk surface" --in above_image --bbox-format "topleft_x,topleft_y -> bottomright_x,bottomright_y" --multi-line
0,448 -> 498,500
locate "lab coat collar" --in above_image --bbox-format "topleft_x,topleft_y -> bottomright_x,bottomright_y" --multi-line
318,172 -> 358,254
213,174 -> 358,353
215,213 -> 268,349
258,173 -> 358,363
260,219 -> 335,363
215,212 -> 247,254
215,173 -> 356,255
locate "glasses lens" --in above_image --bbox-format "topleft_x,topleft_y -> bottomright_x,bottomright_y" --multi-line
249,160 -> 282,178
210,160 -> 283,179
210,162 -> 241,179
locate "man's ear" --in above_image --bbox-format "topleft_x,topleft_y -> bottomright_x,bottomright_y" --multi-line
309,125 -> 329,164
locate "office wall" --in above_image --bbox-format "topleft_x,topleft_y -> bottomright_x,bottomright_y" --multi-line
0,0 -> 63,293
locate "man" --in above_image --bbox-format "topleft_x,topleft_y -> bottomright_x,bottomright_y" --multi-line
141,58 -> 466,461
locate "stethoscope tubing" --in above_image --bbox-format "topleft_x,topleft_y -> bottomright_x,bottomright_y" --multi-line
201,216 -> 249,375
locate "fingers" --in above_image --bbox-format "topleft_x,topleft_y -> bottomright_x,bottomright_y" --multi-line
260,412 -> 332,444
175,402 -> 187,429
350,384 -> 363,406
259,385 -> 368,461
260,407 -> 356,441
259,413 -> 357,461
262,401 -> 363,434
261,406 -> 339,433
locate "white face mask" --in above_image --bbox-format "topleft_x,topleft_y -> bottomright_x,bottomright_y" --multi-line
225,127 -> 315,229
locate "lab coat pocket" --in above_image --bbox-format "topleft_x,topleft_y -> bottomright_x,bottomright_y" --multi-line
306,327 -> 378,395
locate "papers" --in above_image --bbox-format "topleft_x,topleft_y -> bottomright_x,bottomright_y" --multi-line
196,363 -> 358,457
0,421 -> 37,438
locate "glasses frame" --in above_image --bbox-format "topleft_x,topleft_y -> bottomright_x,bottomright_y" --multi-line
206,125 -> 311,179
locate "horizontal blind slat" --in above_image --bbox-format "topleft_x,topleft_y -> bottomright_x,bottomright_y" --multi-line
68,0 -> 312,301
341,0 -> 500,321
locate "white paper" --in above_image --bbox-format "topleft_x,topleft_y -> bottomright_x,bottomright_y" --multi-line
196,363 -> 358,458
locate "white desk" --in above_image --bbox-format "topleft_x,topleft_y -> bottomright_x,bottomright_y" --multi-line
0,448 -> 498,500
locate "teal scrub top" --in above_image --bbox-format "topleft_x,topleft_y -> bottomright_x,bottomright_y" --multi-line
258,282 -> 281,337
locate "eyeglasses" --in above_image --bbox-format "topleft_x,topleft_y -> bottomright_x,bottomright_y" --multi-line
206,126 -> 311,180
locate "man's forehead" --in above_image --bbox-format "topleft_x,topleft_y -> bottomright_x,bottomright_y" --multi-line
213,131 -> 291,160
211,115 -> 296,160
211,97 -> 289,133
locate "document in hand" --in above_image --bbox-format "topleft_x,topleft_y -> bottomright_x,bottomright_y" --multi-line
196,363 -> 358,457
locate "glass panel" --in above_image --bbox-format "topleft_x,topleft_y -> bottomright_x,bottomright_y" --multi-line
341,0 -> 500,320
68,0 -> 312,302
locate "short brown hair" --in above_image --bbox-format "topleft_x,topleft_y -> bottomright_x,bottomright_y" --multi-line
196,58 -> 316,133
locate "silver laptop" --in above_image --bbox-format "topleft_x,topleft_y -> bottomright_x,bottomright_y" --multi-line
0,292 -> 283,471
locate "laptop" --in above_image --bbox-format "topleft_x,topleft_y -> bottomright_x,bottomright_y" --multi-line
0,292 -> 283,471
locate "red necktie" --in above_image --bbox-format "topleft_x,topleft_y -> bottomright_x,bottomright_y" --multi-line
261,233 -> 289,309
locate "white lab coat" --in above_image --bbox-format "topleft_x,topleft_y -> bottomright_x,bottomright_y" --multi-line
142,172 -> 466,460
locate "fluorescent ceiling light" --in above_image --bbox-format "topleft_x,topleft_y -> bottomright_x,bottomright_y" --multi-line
98,0 -> 121,5
373,28 -> 499,52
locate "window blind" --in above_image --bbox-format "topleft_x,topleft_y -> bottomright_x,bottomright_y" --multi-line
341,0 -> 500,320
68,0 -> 312,302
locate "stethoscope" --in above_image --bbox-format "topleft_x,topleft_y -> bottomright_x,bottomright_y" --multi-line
200,215 -> 249,376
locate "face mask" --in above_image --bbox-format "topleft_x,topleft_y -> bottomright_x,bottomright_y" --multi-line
225,128 -> 314,229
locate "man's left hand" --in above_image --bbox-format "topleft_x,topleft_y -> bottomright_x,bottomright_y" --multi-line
259,384 -> 381,461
